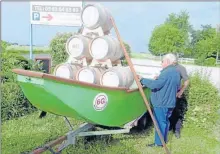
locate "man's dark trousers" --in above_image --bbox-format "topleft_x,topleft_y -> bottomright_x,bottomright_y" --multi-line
154,107 -> 173,145
169,94 -> 188,133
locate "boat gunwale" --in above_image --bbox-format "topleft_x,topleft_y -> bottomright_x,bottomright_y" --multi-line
13,69 -> 143,93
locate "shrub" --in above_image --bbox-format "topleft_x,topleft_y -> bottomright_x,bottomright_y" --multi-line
195,57 -> 216,67
185,70 -> 220,131
1,51 -> 43,83
204,57 -> 216,66
1,42 -> 43,121
49,32 -> 73,70
1,82 -> 37,121
119,42 -> 132,66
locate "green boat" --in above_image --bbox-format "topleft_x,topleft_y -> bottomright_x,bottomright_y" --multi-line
13,69 -> 151,128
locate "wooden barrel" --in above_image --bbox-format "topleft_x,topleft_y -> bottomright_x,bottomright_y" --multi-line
54,63 -> 82,79
90,35 -> 123,62
81,3 -> 112,33
66,34 -> 92,60
100,66 -> 134,88
76,67 -> 105,84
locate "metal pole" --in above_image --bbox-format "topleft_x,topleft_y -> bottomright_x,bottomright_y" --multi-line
111,17 -> 170,154
82,0 -> 85,7
30,24 -> 33,60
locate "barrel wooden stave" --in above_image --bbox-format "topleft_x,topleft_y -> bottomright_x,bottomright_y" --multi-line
90,35 -> 123,62
54,63 -> 82,80
81,3 -> 113,33
100,66 -> 134,88
66,34 -> 92,60
76,67 -> 106,84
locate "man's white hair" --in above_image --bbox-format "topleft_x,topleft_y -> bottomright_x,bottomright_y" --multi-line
163,53 -> 177,64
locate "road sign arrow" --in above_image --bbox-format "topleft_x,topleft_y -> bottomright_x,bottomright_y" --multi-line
42,14 -> 53,21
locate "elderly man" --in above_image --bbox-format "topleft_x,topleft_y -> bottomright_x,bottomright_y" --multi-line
169,57 -> 189,138
139,53 -> 181,147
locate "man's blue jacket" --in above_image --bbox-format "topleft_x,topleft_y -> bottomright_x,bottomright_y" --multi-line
140,65 -> 181,108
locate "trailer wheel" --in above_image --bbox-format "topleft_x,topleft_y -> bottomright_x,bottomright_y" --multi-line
137,113 -> 148,130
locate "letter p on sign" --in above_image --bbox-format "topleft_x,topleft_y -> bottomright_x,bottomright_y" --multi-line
32,12 -> 40,21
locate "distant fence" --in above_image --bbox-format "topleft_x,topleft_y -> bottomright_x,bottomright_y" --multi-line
131,52 -> 220,65
141,54 -> 196,64
178,58 -> 195,64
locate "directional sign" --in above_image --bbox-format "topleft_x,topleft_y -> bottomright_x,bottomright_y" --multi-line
30,1 -> 82,26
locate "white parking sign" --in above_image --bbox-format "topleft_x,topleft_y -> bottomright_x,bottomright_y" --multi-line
30,2 -> 82,26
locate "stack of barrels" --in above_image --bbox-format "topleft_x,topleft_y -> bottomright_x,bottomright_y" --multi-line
54,3 -> 134,89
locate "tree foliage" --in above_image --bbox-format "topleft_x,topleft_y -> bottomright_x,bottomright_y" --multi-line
193,26 -> 220,65
149,24 -> 185,55
120,42 -> 132,66
123,42 -> 131,55
149,11 -> 193,56
149,11 -> 219,66
191,25 -> 217,46
49,32 -> 73,69
165,11 -> 192,42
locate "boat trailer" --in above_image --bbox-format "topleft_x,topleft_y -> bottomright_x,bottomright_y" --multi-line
29,116 -> 141,154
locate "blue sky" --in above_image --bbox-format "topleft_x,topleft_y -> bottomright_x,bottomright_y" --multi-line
1,1 -> 220,52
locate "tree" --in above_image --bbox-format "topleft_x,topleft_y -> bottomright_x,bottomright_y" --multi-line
120,42 -> 132,66
190,25 -> 216,46
149,24 -> 185,55
190,24 -> 219,66
194,32 -> 220,65
149,11 -> 193,56
165,11 -> 193,54
165,11 -> 192,37
123,42 -> 131,55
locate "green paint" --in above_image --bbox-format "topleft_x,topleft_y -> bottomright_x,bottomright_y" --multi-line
17,75 -> 151,127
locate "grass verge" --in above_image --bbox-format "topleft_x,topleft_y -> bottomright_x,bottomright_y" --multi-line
2,111 -> 220,154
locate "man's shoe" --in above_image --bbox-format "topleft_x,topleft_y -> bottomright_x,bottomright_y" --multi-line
175,131 -> 180,139
147,143 -> 162,147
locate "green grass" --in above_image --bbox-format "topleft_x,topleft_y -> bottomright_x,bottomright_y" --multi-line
2,111 -> 220,154
130,52 -> 157,59
6,45 -> 50,54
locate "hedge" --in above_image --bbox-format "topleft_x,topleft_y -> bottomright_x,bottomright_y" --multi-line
1,82 -> 37,121
1,44 -> 43,121
185,70 -> 220,131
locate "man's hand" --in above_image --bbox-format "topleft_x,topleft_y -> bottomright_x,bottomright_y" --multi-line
137,75 -> 145,87
153,75 -> 158,80
177,90 -> 183,98
177,80 -> 189,98
137,75 -> 143,80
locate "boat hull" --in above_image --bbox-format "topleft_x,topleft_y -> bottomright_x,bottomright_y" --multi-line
14,69 -> 151,127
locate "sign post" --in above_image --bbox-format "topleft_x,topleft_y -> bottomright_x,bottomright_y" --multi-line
30,24 -> 33,60
29,1 -> 83,60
